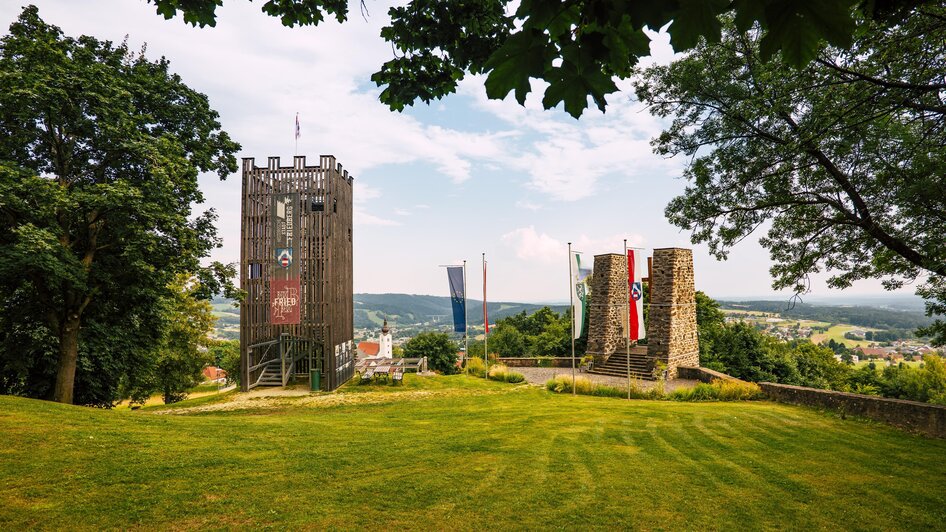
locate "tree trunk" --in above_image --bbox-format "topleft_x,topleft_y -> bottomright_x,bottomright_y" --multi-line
52,315 -> 81,404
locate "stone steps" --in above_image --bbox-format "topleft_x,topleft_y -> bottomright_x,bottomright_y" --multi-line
588,351 -> 654,380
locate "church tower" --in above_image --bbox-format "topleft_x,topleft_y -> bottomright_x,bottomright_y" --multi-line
379,319 -> 393,358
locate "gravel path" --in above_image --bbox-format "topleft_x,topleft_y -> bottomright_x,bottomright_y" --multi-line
515,367 -> 698,392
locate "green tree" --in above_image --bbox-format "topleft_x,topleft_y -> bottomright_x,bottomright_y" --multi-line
126,275 -> 216,404
403,332 -> 459,374
695,291 -> 725,362
466,340 -> 485,360
487,323 -> 527,358
0,7 -> 239,404
700,321 -> 800,384
789,341 -> 850,390
635,9 -> 946,345
209,339 -> 241,387
148,0 -> 919,118
880,355 -> 946,404
531,320 -> 570,357
695,291 -> 725,329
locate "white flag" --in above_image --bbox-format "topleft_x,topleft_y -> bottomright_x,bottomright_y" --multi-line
570,251 -> 592,339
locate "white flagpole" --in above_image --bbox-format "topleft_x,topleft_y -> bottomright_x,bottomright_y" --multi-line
625,239 -> 631,400
569,242 -> 576,395
483,252 -> 488,373
463,259 -> 468,365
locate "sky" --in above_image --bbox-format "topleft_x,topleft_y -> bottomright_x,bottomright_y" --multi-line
2,1 -> 910,303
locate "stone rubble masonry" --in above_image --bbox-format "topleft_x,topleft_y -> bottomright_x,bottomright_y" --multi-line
760,382 -> 946,439
585,248 -> 700,379
586,254 -> 628,365
647,248 -> 699,379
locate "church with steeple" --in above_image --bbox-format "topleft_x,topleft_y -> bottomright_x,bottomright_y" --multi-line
357,318 -> 394,359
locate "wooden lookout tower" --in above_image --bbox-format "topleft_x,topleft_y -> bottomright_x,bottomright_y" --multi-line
239,155 -> 354,391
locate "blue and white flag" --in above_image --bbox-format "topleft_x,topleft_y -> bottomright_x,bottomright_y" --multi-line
447,266 -> 466,333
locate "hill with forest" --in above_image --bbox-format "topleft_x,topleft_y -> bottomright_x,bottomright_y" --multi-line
353,293 -> 567,329
718,300 -> 933,330
210,294 -> 568,335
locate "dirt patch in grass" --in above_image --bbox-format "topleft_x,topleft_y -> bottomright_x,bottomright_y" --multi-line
151,384 -> 525,415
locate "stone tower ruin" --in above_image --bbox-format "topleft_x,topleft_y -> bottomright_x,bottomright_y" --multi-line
585,247 -> 699,379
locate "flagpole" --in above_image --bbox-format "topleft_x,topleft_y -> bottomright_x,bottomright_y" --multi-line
569,242 -> 576,396
463,259 -> 468,366
294,112 -> 299,156
483,252 -> 488,373
625,239 -> 631,400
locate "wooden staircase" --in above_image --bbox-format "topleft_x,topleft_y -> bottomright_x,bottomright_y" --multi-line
256,362 -> 284,386
588,349 -> 654,380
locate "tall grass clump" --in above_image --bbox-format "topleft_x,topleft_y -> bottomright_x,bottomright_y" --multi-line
667,379 -> 763,401
487,364 -> 525,384
464,357 -> 487,378
547,375 -> 764,402
715,379 -> 763,400
545,375 -> 624,397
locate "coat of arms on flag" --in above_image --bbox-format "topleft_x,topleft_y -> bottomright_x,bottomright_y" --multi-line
630,281 -> 643,301
276,247 -> 293,268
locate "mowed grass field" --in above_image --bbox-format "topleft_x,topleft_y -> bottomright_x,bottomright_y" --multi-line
2,376 -> 945,530
810,324 -> 878,348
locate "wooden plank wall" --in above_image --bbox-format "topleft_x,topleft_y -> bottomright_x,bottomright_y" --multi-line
240,155 -> 354,391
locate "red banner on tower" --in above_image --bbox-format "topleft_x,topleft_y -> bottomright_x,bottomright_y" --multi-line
271,192 -> 301,325
270,278 -> 301,325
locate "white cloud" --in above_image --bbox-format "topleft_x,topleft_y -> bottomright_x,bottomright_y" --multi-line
354,209 -> 400,227
354,182 -> 382,204
572,233 -> 647,256
456,72 -> 681,201
501,226 -> 648,265
394,208 -> 411,216
501,226 -> 563,263
515,200 -> 542,211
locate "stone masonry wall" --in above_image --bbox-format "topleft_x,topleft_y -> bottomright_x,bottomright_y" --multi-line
585,254 -> 627,363
647,248 -> 699,379
761,382 -> 946,439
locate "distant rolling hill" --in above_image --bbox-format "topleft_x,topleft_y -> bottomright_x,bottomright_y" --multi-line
211,294 -> 568,332
354,293 -> 567,328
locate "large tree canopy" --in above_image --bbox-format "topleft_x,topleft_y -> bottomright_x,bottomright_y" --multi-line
0,6 -> 239,404
147,0 -> 927,117
633,8 -> 946,343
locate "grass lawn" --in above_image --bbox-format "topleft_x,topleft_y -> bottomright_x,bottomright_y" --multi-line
1,375 -> 945,529
810,324 -> 878,348
855,360 -> 924,369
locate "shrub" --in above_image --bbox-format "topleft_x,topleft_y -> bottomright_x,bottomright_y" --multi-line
487,364 -> 525,384
464,357 -> 487,378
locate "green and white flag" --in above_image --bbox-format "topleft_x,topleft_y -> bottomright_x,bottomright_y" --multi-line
570,251 -> 592,339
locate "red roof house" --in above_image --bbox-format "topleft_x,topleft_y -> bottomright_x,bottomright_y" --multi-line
358,341 -> 380,357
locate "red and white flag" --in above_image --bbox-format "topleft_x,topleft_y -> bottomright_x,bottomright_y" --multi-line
627,249 -> 646,340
